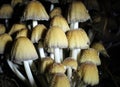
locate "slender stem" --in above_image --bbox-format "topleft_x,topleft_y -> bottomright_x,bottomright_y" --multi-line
5,19 -> 9,29
67,67 -> 72,81
50,53 -> 54,60
33,20 -> 38,28
74,22 -> 79,29
54,47 -> 60,63
38,48 -> 45,58
60,49 -> 63,62
23,60 -> 37,87
70,22 -> 79,29
49,48 -> 54,60
50,4 -> 54,11
70,23 -> 74,29
70,48 -> 81,61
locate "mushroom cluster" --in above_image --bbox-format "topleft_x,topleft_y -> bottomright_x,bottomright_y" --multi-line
0,0 -> 109,87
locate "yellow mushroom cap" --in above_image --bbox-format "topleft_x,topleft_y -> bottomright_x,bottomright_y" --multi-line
0,24 -> 6,35
66,28 -> 90,49
15,28 -> 28,39
62,57 -> 78,70
49,63 -> 66,74
11,37 -> 38,62
50,15 -> 70,32
0,4 -> 13,18
11,0 -> 23,7
8,23 -> 27,35
80,48 -> 101,65
44,26 -> 68,48
50,7 -> 62,18
91,42 -> 109,57
77,62 -> 99,86
39,57 -> 54,73
50,73 -> 70,87
67,1 -> 90,23
23,0 -> 49,21
0,33 -> 12,54
31,24 -> 47,43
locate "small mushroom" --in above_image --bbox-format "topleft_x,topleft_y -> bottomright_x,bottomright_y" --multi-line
62,57 -> 78,81
44,26 -> 68,63
11,37 -> 38,87
22,0 -> 49,28
50,73 -> 70,87
77,62 -> 99,86
50,7 -> 62,19
91,42 -> 109,57
8,23 -> 27,36
50,15 -> 70,32
67,1 -> 91,29
66,28 -> 90,60
79,48 -> 101,66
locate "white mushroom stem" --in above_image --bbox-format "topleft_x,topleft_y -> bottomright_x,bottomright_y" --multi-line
38,48 -> 46,58
50,3 -> 54,11
50,53 -> 54,60
23,60 -> 37,87
70,22 -> 79,29
60,49 -> 63,62
7,59 -> 29,85
70,48 -> 81,61
49,48 -> 54,60
32,20 -> 38,28
5,19 -> 9,28
54,47 -> 61,63
66,66 -> 72,81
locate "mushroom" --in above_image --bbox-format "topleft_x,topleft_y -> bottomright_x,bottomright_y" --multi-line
31,24 -> 47,43
66,28 -> 90,60
22,0 -> 49,28
15,28 -> 28,39
0,4 -> 13,29
50,15 -> 70,32
11,0 -> 23,7
50,15 -> 70,60
31,24 -> 47,58
47,62 -> 66,83
79,48 -> 101,66
39,57 -> 54,74
91,42 -> 109,57
44,26 -> 68,63
50,73 -> 70,87
0,33 -> 28,85
67,1 -> 91,29
77,62 -> 99,86
62,57 -> 78,81
37,57 -> 54,87
50,7 -> 62,19
0,33 -> 12,59
8,23 -> 27,36
0,24 -> 6,35
49,63 -> 66,74
11,37 -> 38,87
